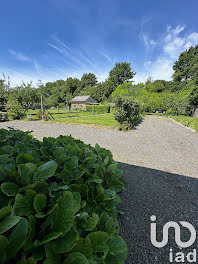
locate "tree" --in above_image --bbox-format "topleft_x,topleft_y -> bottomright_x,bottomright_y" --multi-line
0,75 -> 10,111
6,95 -> 26,120
114,96 -> 140,130
189,85 -> 198,109
111,82 -> 133,99
65,77 -> 80,94
81,73 -> 97,88
108,62 -> 135,88
173,44 -> 198,81
79,82 -> 107,102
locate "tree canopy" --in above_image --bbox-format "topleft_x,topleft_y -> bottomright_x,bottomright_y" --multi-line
173,44 -> 198,82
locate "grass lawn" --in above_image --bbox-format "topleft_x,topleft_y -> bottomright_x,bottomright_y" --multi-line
27,109 -> 96,120
51,113 -> 118,128
171,116 -> 198,132
28,108 -> 69,114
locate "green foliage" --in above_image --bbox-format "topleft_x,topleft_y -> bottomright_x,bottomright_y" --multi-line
133,79 -> 194,115
189,85 -> 198,109
109,62 -> 135,88
170,116 -> 198,132
173,44 -> 198,81
0,112 -> 8,122
6,96 -> 26,120
111,82 -> 133,99
0,128 -> 127,263
86,105 -> 110,114
0,75 -> 9,111
114,97 -> 140,130
81,73 -> 97,88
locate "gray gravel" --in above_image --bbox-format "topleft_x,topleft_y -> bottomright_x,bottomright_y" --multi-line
1,116 -> 198,263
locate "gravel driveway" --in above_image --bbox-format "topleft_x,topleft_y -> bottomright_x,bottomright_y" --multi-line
1,116 -> 198,263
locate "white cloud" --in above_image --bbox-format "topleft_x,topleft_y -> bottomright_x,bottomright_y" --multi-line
142,33 -> 157,50
8,49 -> 30,62
134,25 -> 198,83
162,25 -> 198,59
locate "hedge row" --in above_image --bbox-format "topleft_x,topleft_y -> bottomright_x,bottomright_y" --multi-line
86,105 -> 110,114
0,128 -> 127,264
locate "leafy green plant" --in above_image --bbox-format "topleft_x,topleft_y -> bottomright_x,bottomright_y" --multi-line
6,96 -> 26,120
0,128 -> 127,263
114,96 -> 140,130
0,112 -> 8,122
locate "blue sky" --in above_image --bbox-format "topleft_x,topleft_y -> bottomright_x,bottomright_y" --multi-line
1,0 -> 198,86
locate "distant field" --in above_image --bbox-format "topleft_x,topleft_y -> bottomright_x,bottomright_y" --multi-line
27,109 -> 95,119
28,108 -> 71,114
171,116 -> 198,132
52,113 -> 118,128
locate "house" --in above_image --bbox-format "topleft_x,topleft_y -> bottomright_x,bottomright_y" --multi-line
70,95 -> 96,111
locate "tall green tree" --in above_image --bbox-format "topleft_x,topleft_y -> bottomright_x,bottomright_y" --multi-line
65,77 -> 80,94
173,44 -> 198,81
108,62 -> 135,88
81,73 -> 97,88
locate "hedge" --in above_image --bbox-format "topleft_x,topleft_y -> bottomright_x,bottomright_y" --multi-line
0,128 -> 127,264
86,105 -> 110,114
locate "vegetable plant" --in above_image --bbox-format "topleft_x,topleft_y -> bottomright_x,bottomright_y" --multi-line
0,128 -> 127,263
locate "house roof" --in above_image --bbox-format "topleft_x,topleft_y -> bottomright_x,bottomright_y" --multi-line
71,95 -> 96,104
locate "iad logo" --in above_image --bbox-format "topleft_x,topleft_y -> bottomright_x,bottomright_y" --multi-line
150,215 -> 197,263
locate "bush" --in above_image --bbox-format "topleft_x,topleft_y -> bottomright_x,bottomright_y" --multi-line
0,128 -> 127,264
0,112 -> 8,122
86,105 -> 110,114
114,97 -> 140,130
6,97 -> 26,120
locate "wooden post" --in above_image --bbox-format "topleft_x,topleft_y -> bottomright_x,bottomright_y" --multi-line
41,95 -> 45,121
92,104 -> 94,115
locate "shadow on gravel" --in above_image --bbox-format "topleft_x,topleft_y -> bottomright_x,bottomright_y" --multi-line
130,117 -> 144,130
118,162 -> 198,264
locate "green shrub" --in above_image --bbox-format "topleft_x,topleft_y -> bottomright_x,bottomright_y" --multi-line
0,128 -> 127,264
0,112 -> 8,122
86,105 -> 110,114
114,97 -> 140,130
6,97 -> 26,120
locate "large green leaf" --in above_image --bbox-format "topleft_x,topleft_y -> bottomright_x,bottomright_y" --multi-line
0,235 -> 8,262
18,163 -> 37,185
33,194 -> 47,213
87,232 -> 109,261
87,231 -> 109,248
0,215 -> 21,234
33,160 -> 57,182
51,208 -> 74,236
14,190 -> 36,216
44,243 -> 61,264
16,153 -> 35,165
1,182 -> 19,196
84,214 -> 99,231
6,218 -> 29,260
34,231 -> 62,246
64,252 -> 89,264
0,206 -> 12,221
24,215 -> 36,251
71,238 -> 92,259
0,154 -> 10,165
107,235 -> 128,256
51,227 -> 78,253
106,235 -> 128,264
